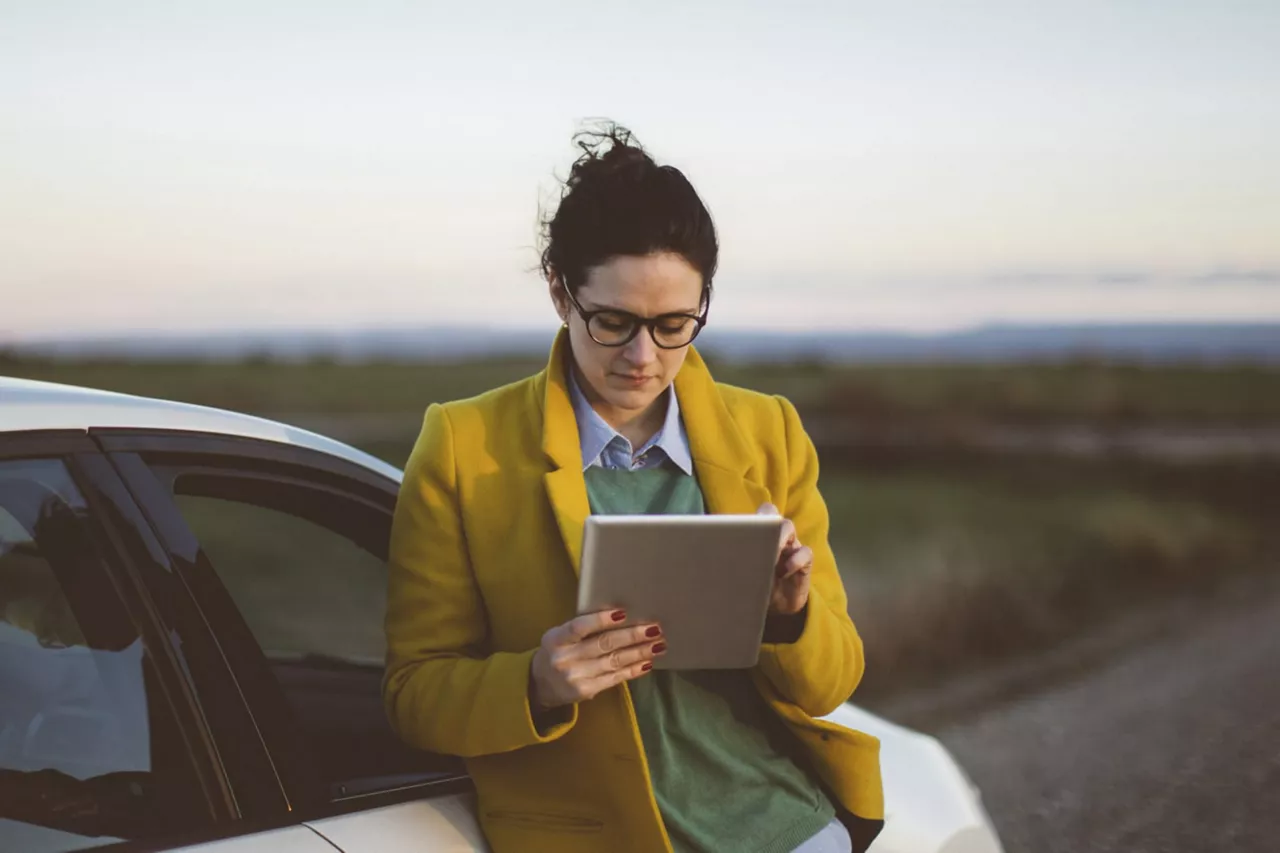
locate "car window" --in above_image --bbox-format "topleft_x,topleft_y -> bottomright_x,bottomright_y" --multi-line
164,469 -> 460,803
0,459 -> 211,852
175,494 -> 387,667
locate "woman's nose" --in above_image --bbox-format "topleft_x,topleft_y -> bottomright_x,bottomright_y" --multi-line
623,328 -> 657,363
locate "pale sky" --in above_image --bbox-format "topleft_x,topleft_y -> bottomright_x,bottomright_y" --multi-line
3,0 -> 1279,340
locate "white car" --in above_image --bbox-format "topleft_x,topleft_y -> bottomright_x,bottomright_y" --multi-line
0,376 -> 1002,853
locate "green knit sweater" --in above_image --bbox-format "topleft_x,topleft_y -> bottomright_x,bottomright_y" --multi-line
584,465 -> 836,853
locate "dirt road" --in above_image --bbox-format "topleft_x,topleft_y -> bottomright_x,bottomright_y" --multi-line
925,577 -> 1280,852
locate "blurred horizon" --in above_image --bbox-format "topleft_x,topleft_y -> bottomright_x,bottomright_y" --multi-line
8,319 -> 1280,365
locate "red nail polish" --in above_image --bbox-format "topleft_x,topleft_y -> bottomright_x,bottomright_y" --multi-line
645,626 -> 661,638
641,663 -> 653,672
611,610 -> 627,622
652,643 -> 667,655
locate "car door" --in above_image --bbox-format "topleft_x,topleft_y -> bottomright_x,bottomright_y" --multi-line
97,429 -> 488,852
0,431 -> 335,853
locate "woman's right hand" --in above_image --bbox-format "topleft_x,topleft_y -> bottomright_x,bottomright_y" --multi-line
529,610 -> 665,710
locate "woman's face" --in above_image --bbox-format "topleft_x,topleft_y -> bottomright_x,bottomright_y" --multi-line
552,252 -> 705,419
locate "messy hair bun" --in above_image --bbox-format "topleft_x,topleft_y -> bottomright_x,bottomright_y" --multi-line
540,122 -> 718,301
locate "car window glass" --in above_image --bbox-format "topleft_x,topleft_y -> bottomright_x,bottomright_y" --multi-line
175,494 -> 386,666
0,459 -> 210,852
170,477 -> 459,802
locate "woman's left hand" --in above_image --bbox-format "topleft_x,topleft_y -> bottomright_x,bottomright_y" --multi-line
758,503 -> 812,616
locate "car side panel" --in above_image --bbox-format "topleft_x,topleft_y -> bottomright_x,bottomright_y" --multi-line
825,705 -> 1004,853
171,825 -> 340,852
305,793 -> 487,853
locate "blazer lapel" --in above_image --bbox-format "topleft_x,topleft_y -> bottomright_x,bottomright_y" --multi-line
541,329 -> 590,576
695,465 -> 775,516
675,347 -> 776,515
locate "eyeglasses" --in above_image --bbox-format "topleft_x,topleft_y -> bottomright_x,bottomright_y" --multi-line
563,285 -> 709,349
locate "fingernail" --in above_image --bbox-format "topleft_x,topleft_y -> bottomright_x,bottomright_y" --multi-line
652,643 -> 667,655
641,663 -> 653,672
611,610 -> 627,622
645,626 -> 661,638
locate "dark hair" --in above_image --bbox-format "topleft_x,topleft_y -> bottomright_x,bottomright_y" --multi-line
540,122 -> 718,303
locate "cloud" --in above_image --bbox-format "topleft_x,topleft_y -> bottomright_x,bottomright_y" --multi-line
1188,268 -> 1280,285
1096,272 -> 1155,285
983,270 -> 1156,288
981,268 -> 1280,289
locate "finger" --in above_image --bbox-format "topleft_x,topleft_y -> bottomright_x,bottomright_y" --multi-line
771,560 -> 812,614
773,584 -> 809,616
562,622 -> 662,662
776,517 -> 798,553
580,658 -> 656,698
578,639 -> 667,679
777,545 -> 814,579
553,609 -> 628,645
586,623 -> 662,658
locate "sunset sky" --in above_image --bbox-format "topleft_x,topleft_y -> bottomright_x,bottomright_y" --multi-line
3,1 -> 1278,340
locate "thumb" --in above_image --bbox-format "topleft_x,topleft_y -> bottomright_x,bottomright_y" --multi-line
756,502 -> 779,516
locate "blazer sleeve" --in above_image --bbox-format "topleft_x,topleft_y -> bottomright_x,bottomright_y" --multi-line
383,403 -> 577,757
754,395 -> 866,717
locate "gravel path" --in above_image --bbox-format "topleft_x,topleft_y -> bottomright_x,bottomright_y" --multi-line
930,577 -> 1280,852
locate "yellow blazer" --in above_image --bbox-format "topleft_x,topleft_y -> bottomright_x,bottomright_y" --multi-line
384,330 -> 884,852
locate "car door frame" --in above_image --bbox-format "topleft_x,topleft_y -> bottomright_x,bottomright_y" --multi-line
0,429 -> 302,851
93,428 -> 474,827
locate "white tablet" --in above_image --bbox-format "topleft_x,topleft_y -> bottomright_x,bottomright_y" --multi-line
577,514 -> 784,670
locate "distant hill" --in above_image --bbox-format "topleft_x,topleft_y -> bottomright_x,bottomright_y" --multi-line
8,323 -> 1280,364
698,324 -> 1280,364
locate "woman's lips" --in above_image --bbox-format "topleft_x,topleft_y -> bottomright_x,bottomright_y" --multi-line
612,373 -> 653,386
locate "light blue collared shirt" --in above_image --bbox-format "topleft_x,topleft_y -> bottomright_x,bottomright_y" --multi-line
566,371 -> 694,475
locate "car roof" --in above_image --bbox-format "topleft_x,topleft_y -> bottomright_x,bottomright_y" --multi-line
0,376 -> 403,483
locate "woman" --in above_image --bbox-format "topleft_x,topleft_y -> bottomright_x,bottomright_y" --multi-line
384,125 -> 883,853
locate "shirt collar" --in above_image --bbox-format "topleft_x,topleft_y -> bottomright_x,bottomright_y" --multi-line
566,368 -> 694,476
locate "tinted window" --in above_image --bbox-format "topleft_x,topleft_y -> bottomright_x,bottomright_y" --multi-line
175,494 -> 386,666
0,459 -> 210,852
167,471 -> 458,802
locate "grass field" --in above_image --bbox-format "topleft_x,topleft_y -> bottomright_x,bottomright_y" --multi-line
825,454 -> 1280,695
6,353 -> 1280,425
5,353 -> 1280,695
